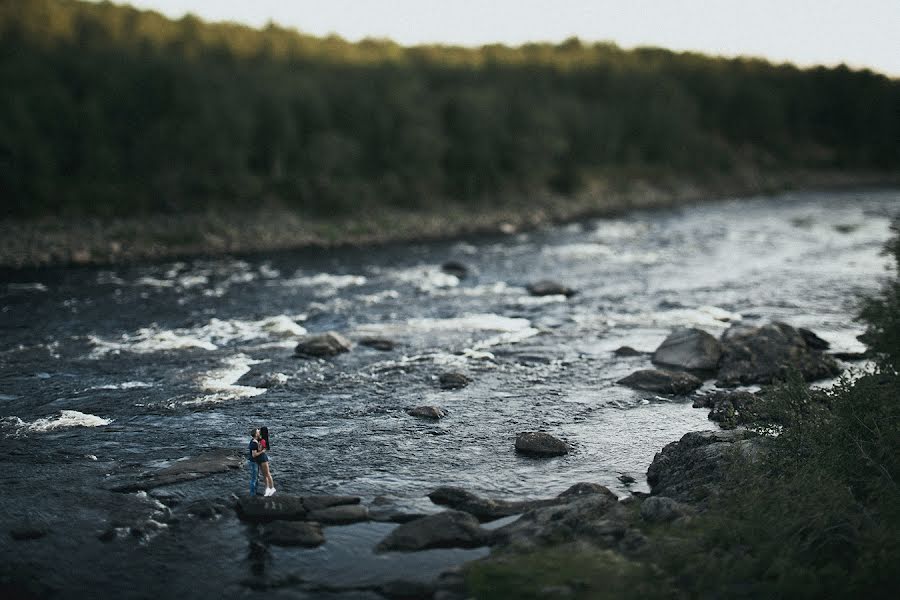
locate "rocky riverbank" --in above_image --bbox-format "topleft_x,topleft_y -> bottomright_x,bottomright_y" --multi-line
5,319 -> 848,599
2,169 -> 895,269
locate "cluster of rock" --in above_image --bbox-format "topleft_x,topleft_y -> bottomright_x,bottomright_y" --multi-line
618,323 -> 839,395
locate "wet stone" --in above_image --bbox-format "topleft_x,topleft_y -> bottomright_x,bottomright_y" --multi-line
438,372 -> 471,390
440,261 -> 469,279
301,495 -> 361,512
407,406 -> 447,420
515,432 -> 569,457
613,346 -> 644,357
294,331 -> 352,358
652,327 -> 722,371
617,369 -> 703,395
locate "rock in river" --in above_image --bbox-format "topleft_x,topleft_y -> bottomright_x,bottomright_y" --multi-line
515,432 -> 569,457
439,372 -> 471,390
617,369 -> 703,395
407,406 -> 447,420
613,346 -> 645,357
652,327 -> 722,371
441,261 -> 469,279
375,510 -> 489,552
717,322 -> 839,386
429,482 -> 611,523
526,280 -> 576,297
359,337 -> 397,351
294,331 -> 352,358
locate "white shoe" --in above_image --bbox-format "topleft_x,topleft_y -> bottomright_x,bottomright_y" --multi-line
268,488 -> 276,496
263,488 -> 272,497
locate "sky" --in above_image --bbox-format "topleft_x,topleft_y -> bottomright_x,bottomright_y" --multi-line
114,0 -> 900,76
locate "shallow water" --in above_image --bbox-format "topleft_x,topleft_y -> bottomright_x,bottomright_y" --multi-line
1,189 -> 897,596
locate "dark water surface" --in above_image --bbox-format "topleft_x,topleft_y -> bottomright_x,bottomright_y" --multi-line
1,189 -> 898,597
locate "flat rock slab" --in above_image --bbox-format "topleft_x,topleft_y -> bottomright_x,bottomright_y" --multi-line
109,449 -> 242,492
294,331 -> 352,358
617,369 -> 703,395
407,406 -> 447,419
307,504 -> 370,525
515,432 -> 569,457
262,521 -> 325,547
652,327 -> 722,371
237,496 -> 308,522
375,510 -> 489,552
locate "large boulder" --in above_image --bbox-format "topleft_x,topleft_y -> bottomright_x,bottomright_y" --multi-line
515,432 -> 569,457
261,521 -> 325,547
294,332 -> 352,358
646,430 -> 763,504
375,510 -> 489,552
652,328 -> 722,371
526,280 -> 576,298
717,322 -> 839,386
617,369 -> 703,395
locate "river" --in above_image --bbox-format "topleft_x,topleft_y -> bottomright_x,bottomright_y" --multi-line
1,189 -> 897,598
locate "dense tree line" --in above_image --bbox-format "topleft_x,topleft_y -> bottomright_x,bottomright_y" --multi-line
1,0 -> 898,218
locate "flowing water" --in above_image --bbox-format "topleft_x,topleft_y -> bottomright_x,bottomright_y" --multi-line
1,189 -> 897,597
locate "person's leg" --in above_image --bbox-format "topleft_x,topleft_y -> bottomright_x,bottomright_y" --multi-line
261,462 -> 274,492
249,460 -> 259,495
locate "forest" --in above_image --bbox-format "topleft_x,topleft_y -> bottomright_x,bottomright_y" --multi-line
1,0 -> 899,219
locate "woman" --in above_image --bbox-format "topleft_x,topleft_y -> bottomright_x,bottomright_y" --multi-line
248,427 -> 276,496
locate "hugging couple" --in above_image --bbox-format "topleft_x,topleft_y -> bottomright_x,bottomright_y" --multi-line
248,427 -> 276,496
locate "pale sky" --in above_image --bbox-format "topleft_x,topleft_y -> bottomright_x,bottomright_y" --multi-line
112,1 -> 900,76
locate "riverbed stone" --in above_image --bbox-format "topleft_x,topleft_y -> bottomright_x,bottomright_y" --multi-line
526,280 -> 576,297
236,495 -> 308,522
652,327 -> 722,371
717,322 -> 839,386
407,406 -> 447,419
375,510 -> 489,552
439,372 -> 471,390
294,331 -> 352,358
617,369 -> 703,395
441,261 -> 469,279
646,430 -> 763,504
306,504 -> 370,525
613,346 -> 644,357
261,521 -> 325,547
359,337 -> 397,351
515,432 -> 569,457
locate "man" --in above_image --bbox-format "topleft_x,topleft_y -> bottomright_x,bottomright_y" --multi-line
248,427 -> 265,496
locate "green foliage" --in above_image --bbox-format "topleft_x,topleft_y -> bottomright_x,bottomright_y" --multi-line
466,545 -> 673,600
1,0 -> 899,218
